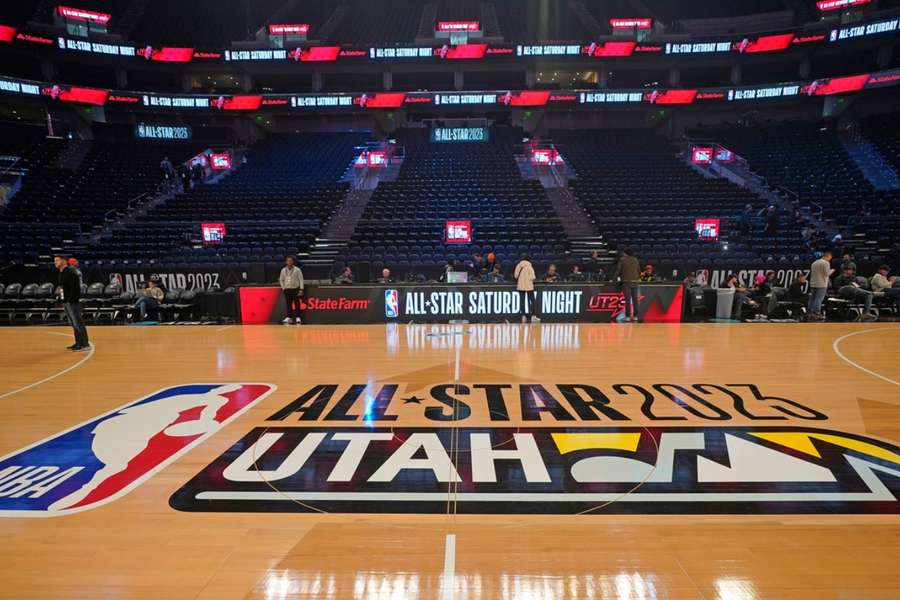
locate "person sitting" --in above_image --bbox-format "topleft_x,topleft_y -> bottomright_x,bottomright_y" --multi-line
833,267 -> 876,321
484,252 -> 499,275
720,273 -> 759,320
640,264 -> 656,283
870,264 -> 900,316
132,279 -> 164,321
484,265 -> 504,283
788,274 -> 809,303
377,268 -> 394,284
567,264 -> 587,283
469,252 -> 486,278
752,271 -> 779,316
585,251 -> 606,281
543,264 -> 560,283
683,271 -> 698,288
334,266 -> 354,285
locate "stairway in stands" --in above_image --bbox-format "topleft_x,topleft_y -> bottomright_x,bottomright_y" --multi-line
839,127 -> 900,191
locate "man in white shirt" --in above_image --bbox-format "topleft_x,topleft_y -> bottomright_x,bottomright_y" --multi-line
279,255 -> 304,324
807,250 -> 833,321
871,264 -> 900,315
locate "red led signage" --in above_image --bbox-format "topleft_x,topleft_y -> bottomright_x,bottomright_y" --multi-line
817,0 -> 870,11
737,33 -> 795,53
359,93 -> 406,108
0,25 -> 15,43
609,18 -> 653,29
268,24 -> 309,35
445,220 -> 473,243
440,44 -> 488,59
57,6 -> 111,24
648,89 -> 698,105
209,154 -> 232,171
806,74 -> 870,95
138,46 -> 194,62
589,41 -> 638,57
201,222 -> 226,243
436,21 -> 480,32
501,90 -> 552,106
288,46 -> 341,62
691,147 -> 714,165
695,218 -> 720,240
220,95 -> 262,111
44,85 -> 108,105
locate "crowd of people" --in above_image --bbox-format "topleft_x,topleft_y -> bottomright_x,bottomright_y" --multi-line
696,250 -> 900,322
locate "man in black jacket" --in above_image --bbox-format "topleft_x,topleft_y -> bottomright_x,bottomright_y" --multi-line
54,255 -> 90,351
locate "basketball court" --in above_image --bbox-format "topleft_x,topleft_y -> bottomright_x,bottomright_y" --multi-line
0,322 -> 898,599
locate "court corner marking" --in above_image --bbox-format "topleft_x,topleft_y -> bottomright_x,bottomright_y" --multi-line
832,327 -> 900,388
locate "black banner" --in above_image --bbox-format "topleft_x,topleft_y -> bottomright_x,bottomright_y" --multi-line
238,283 -> 684,324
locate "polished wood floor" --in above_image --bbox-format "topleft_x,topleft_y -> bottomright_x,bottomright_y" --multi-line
0,322 -> 898,599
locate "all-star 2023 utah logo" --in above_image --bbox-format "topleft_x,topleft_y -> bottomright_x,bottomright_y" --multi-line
2,377 -> 899,516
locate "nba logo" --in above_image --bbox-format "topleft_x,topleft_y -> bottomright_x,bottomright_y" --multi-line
0,383 -> 275,517
385,289 -> 399,318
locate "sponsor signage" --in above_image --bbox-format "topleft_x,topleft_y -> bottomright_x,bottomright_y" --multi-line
57,5 -> 111,24
134,123 -> 191,140
516,44 -> 582,56
830,18 -> 899,42
209,153 -> 232,170
437,21 -> 480,32
268,23 -> 309,35
727,84 -> 801,101
58,37 -> 135,56
0,384 -> 275,516
692,146 -> 714,164
445,220 -> 473,243
201,222 -> 226,244
817,0 -> 870,11
610,18 -> 653,29
237,283 -> 683,324
430,127 -> 488,142
695,218 -> 721,241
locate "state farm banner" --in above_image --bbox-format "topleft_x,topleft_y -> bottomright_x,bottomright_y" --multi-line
238,284 -> 684,324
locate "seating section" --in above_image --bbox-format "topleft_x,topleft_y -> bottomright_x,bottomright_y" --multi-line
554,129 -> 810,270
707,123 -> 898,222
331,0 -> 422,44
130,0 -> 284,46
84,132 -> 369,268
641,0 -> 787,21
861,112 -> 900,176
341,127 -> 567,275
3,139 -> 196,229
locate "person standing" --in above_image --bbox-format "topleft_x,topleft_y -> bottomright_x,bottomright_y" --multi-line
807,250 -> 833,321
279,255 -> 304,325
614,248 -> 641,322
55,255 -> 89,351
514,256 -> 537,323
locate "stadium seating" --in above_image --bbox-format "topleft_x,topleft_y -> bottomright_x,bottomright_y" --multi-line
553,129 -> 811,270
703,123 -> 898,223
129,0 -> 285,46
331,0 -> 422,45
341,127 -> 568,276
2,138 -> 196,229
83,132 -> 370,268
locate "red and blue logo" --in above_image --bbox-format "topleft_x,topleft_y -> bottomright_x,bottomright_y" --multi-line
0,383 -> 275,517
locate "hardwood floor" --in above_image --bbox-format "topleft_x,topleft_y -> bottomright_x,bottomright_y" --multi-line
0,323 -> 898,599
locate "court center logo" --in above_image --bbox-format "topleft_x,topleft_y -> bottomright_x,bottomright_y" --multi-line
171,425 -> 900,514
0,383 -> 276,517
